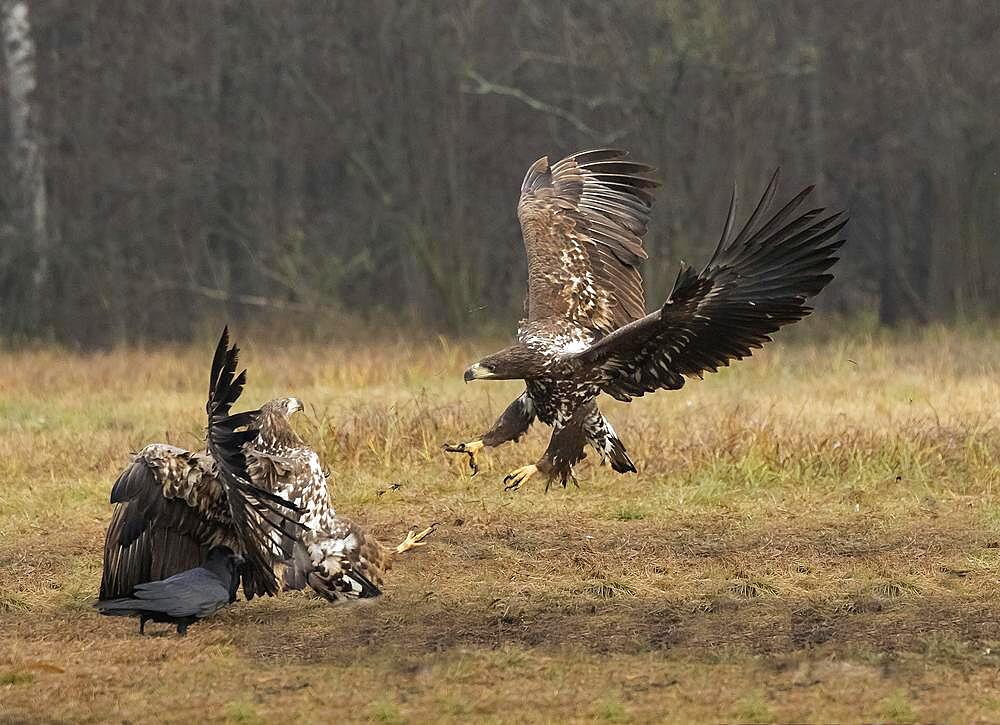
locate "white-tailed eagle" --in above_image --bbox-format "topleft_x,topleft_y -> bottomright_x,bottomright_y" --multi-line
100,329 -> 305,601
244,395 -> 435,602
100,329 -> 433,605
445,149 -> 846,490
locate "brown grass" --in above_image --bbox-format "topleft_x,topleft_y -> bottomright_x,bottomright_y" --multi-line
2,326 -> 1000,722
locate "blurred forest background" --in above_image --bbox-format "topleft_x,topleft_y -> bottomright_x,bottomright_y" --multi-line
0,0 -> 997,346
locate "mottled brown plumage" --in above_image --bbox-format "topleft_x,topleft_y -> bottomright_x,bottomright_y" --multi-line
100,330 -> 304,601
447,151 -> 846,490
519,150 -> 655,333
101,343 -> 433,606
242,397 -> 435,602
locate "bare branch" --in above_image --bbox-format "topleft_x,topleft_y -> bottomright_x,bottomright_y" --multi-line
461,68 -> 627,144
151,281 -> 338,314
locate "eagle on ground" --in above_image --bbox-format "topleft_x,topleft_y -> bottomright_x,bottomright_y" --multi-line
444,149 -> 846,490
241,392 -> 435,602
101,329 -> 433,605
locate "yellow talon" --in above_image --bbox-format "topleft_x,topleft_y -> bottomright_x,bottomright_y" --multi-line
503,464 -> 538,492
443,439 -> 485,475
395,524 -> 437,554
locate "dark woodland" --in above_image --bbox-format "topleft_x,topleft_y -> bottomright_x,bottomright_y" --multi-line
1,0 -> 998,345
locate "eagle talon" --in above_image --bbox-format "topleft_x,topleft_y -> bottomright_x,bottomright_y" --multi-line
503,464 -> 539,492
443,440 -> 484,476
395,524 -> 437,555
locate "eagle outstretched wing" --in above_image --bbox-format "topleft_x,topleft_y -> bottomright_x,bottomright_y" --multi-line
100,445 -> 228,601
204,328 -> 304,597
518,149 -> 659,334
100,329 -> 304,600
572,170 -> 846,401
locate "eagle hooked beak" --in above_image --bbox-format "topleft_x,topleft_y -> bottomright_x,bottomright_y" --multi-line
287,397 -> 304,415
463,363 -> 494,383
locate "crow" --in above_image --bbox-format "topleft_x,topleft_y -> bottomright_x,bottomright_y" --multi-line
95,545 -> 243,635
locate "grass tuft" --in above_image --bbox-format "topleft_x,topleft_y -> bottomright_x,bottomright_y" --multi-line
728,577 -> 778,599
734,691 -> 774,723
224,700 -> 264,724
614,506 -> 645,521
368,700 -> 404,723
593,697 -> 630,722
0,671 -> 35,686
584,579 -> 638,599
881,690 -> 918,723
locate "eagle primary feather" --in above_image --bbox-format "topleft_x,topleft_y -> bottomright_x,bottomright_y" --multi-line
518,149 -> 656,333
447,151 -> 847,489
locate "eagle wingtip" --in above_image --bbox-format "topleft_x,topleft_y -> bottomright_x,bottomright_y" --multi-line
521,155 -> 551,195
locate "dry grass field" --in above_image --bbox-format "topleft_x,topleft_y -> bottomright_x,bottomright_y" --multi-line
1,325 -> 999,723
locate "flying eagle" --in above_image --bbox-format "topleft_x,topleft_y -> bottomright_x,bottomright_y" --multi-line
101,329 -> 434,604
445,149 -> 846,490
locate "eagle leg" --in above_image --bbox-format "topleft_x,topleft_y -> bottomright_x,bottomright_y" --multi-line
443,393 -> 536,477
442,440 -> 484,476
503,464 -> 539,491
394,524 -> 437,555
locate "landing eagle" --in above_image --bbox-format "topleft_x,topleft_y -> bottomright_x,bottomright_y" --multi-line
445,149 -> 846,490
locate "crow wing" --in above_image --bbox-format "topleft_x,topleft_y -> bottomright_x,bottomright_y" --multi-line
97,567 -> 230,618
572,171 -> 846,401
518,149 -> 659,334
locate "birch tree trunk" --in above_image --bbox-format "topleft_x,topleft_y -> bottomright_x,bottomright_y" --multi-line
2,0 -> 49,330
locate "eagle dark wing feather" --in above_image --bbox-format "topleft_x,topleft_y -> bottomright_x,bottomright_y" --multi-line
100,446 -> 228,600
101,329 -> 304,601
244,446 -> 319,562
518,149 -> 659,332
204,328 -> 304,598
574,171 -> 846,401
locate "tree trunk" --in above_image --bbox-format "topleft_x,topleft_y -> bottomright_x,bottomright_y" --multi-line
2,0 -> 49,331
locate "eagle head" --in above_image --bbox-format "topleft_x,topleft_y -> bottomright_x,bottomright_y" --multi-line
464,344 -> 542,382
259,396 -> 304,418
256,396 -> 306,450
464,362 -> 496,382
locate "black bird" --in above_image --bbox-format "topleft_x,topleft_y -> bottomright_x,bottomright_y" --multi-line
95,545 -> 243,635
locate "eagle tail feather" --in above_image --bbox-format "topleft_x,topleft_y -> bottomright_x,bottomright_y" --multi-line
605,433 -> 637,474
